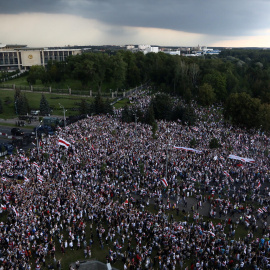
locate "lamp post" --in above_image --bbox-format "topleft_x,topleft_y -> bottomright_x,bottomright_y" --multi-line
59,103 -> 67,128
36,120 -> 42,156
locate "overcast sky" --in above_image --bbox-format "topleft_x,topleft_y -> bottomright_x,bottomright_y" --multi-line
1,0 -> 270,48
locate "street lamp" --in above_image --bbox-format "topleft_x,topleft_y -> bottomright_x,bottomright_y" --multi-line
59,103 -> 67,128
36,120 -> 42,156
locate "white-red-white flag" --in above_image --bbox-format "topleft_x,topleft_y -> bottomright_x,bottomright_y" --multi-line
161,178 -> 168,187
37,175 -> 43,183
58,138 -> 71,148
12,206 -> 19,217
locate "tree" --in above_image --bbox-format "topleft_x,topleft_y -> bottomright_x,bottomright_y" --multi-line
39,94 -> 51,116
151,93 -> 172,120
198,83 -> 216,106
144,103 -> 155,125
27,65 -> 46,85
104,98 -> 114,115
0,99 -> 3,114
109,52 -> 127,91
203,70 -> 227,102
79,99 -> 89,115
209,138 -> 221,149
94,92 -> 105,114
121,105 -> 133,123
224,92 -> 261,129
17,94 -> 29,115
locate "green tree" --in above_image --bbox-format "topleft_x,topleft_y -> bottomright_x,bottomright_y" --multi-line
203,70 -> 227,102
39,94 -> 51,116
79,99 -> 89,115
104,98 -> 114,115
144,103 -> 155,125
121,105 -> 133,123
94,92 -> 105,114
198,83 -> 216,106
151,93 -> 172,120
109,52 -> 127,91
209,138 -> 221,149
224,92 -> 261,129
27,65 -> 46,85
0,99 -> 3,114
258,103 -> 270,132
17,94 -> 29,115
181,106 -> 196,126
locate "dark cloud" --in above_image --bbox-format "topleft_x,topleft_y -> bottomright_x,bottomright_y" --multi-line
1,0 -> 270,36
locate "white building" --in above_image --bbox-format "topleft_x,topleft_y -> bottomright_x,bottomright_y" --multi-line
0,44 -> 81,71
143,46 -> 159,54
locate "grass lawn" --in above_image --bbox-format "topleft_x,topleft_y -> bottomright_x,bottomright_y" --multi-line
0,88 -> 134,120
113,98 -> 131,109
0,89 -> 95,119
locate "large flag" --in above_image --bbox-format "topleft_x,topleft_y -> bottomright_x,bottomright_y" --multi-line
228,154 -> 255,164
161,178 -> 168,187
58,138 -> 71,148
173,146 -> 202,154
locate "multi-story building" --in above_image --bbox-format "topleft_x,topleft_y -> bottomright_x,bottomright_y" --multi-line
0,44 -> 81,71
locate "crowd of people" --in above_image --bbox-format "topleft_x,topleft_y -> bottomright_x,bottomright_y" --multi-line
0,90 -> 270,269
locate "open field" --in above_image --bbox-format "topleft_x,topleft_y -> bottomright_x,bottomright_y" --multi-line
0,89 -> 95,119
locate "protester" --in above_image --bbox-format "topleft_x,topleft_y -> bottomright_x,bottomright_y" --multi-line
0,90 -> 269,269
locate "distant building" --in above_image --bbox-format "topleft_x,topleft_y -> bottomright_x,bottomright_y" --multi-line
126,45 -> 135,50
143,46 -> 159,54
162,50 -> 181,56
0,44 -> 81,71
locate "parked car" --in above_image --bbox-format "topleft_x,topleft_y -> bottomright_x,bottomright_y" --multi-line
31,110 -> 40,116
11,128 -> 24,136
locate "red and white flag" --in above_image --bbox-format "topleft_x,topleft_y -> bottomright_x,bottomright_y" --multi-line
258,208 -> 263,214
32,162 -> 40,169
37,175 -> 43,183
71,193 -> 77,200
24,176 -> 30,182
1,177 -> 7,182
58,138 -> 71,148
256,181 -> 261,189
12,206 -> 19,217
1,204 -> 6,211
161,178 -> 168,187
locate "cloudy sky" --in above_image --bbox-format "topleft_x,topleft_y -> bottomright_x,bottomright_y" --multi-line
1,0 -> 270,48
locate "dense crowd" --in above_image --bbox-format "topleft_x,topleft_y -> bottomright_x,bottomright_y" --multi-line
0,91 -> 270,269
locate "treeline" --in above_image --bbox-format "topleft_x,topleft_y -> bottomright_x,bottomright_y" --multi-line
25,49 -> 270,131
